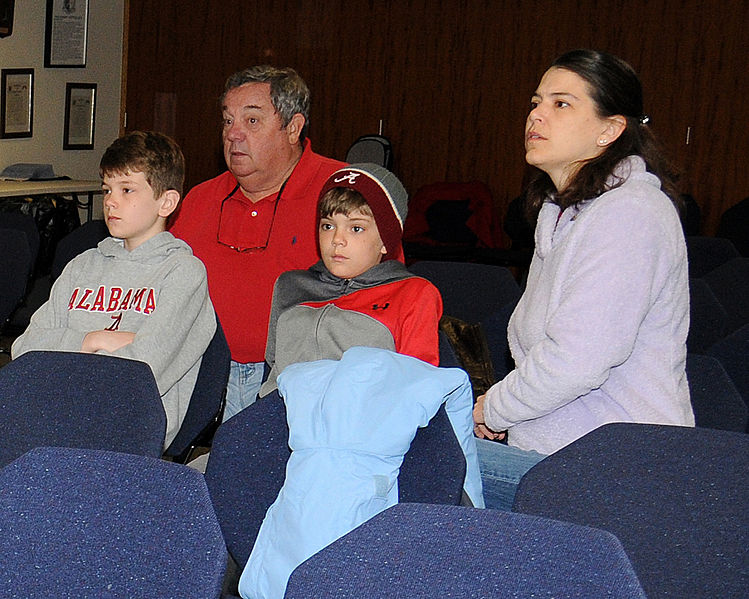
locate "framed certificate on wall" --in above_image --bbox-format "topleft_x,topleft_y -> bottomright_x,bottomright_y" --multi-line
1,68 -> 33,138
63,82 -> 96,149
44,0 -> 89,68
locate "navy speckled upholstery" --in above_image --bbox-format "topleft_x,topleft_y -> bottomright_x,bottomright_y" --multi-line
685,235 -> 739,278
284,502 -> 645,598
687,278 -> 728,353
513,423 -> 749,599
708,323 -> 749,432
686,353 -> 747,431
702,257 -> 749,334
0,447 -> 227,599
164,316 -> 230,463
0,212 -> 39,273
0,228 -> 33,327
204,392 -> 290,569
0,351 -> 165,468
411,261 -> 521,382
409,261 -> 521,324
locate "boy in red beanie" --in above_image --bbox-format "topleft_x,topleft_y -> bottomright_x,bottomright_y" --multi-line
258,163 -> 443,398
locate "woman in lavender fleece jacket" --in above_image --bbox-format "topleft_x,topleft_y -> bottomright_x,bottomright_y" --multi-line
473,49 -> 694,510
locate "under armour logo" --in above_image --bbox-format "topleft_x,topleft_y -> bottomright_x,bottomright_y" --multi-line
372,302 -> 390,310
333,172 -> 360,185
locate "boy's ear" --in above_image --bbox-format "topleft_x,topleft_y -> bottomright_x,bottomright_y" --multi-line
157,189 -> 180,218
380,243 -> 387,255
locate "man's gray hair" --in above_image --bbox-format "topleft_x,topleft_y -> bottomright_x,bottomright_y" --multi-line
222,65 -> 310,142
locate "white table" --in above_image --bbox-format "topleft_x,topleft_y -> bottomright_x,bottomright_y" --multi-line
0,180 -> 102,221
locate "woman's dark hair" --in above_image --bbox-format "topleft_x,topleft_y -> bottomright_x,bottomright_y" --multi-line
525,49 -> 680,217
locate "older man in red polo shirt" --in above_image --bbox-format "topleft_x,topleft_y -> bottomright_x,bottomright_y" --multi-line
171,66 -> 344,419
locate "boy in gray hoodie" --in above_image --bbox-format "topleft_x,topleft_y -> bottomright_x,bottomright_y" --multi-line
12,131 -> 216,448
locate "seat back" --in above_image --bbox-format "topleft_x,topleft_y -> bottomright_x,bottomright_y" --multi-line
437,329 -> 460,368
702,257 -> 749,333
686,235 -> 739,278
708,323 -> 749,431
204,393 -> 291,567
345,135 -> 393,169
51,219 -> 109,281
513,423 -> 749,599
0,211 -> 40,274
686,353 -> 747,431
0,447 -> 226,599
688,278 -> 728,353
398,404 -> 466,504
409,260 -> 520,324
284,503 -> 646,599
205,391 -> 466,567
0,228 -> 33,327
412,261 -> 520,385
0,351 -> 165,468
164,316 -> 230,462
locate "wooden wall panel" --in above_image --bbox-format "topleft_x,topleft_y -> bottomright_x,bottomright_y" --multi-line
126,0 -> 748,239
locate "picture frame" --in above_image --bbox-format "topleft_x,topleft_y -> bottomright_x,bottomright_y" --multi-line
0,0 -> 15,38
63,82 -> 96,150
44,0 -> 89,68
1,68 -> 33,139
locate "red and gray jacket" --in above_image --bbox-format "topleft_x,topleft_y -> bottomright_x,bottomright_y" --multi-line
259,260 -> 442,397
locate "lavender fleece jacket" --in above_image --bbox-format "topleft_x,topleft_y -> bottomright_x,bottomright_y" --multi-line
484,156 -> 694,454
12,232 -> 216,447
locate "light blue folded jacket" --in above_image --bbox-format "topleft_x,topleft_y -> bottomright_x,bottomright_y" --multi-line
239,346 -> 483,599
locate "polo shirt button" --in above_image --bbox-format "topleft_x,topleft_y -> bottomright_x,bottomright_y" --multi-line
251,210 -> 258,217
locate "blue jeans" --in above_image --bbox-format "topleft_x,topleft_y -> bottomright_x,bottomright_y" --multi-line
476,437 -> 546,511
223,360 -> 264,422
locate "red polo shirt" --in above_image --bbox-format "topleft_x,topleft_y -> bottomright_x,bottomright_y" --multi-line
170,141 -> 345,362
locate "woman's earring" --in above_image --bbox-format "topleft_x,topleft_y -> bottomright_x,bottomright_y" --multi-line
598,139 -> 608,146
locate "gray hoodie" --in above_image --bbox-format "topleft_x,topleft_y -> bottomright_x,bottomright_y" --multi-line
12,231 -> 216,447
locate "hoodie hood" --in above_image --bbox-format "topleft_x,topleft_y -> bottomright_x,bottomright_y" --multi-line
263,258 -> 419,380
535,156 -> 661,259
98,231 -> 194,264
272,259 -> 415,322
307,258 -> 413,292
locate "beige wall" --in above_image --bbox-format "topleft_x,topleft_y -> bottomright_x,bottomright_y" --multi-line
0,0 -> 124,183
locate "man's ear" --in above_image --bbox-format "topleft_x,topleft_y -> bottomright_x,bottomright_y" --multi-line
158,189 -> 180,218
286,113 -> 306,145
380,244 -> 387,255
601,115 -> 627,144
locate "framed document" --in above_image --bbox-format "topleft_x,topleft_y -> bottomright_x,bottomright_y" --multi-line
63,82 -> 96,149
44,0 -> 89,68
1,68 -> 33,138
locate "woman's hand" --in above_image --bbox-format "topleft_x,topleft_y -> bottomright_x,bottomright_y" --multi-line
473,393 -> 506,441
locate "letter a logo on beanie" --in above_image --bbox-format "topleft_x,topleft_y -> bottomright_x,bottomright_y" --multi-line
333,172 -> 361,185
319,163 -> 409,261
